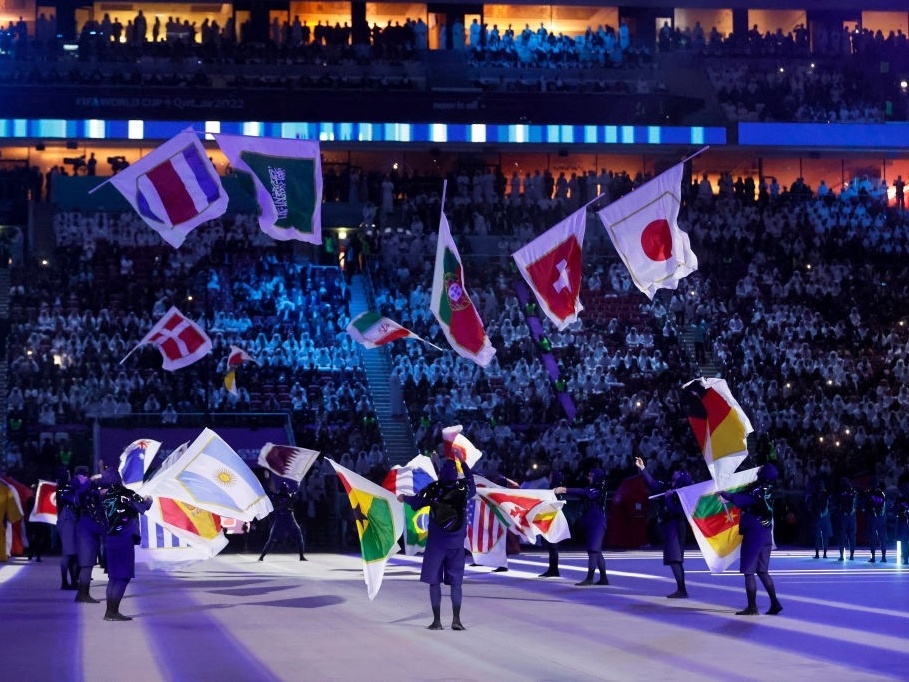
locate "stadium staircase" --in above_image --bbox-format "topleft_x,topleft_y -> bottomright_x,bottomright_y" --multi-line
348,273 -> 419,467
679,321 -> 719,379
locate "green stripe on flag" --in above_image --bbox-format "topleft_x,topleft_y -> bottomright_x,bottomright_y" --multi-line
352,311 -> 381,335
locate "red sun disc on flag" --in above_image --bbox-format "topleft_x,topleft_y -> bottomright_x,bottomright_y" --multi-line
640,219 -> 672,261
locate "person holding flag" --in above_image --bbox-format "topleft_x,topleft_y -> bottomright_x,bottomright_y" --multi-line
717,463 -> 783,616
258,480 -> 307,562
399,457 -> 476,631
98,468 -> 152,621
635,457 -> 693,598
72,467 -> 108,604
555,467 -> 610,586
55,467 -> 80,590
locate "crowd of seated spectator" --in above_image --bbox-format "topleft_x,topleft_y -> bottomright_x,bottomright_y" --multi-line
5,11 -> 909,121
7,210 -> 384,481
367,161 -> 909,500
5,152 -> 909,550
709,62 -> 886,123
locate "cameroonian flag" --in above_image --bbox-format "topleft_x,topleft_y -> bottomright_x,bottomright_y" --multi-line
430,185 -> 495,367
347,311 -> 418,349
675,467 -> 760,573
214,134 -> 322,245
681,377 -> 754,486
329,459 -> 403,600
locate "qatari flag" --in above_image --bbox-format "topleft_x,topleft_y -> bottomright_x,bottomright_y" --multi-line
257,443 -> 320,484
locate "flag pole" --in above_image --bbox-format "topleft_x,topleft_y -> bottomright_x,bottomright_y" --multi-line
88,177 -> 114,195
681,146 -> 710,165
419,338 -> 447,353
582,192 -> 608,210
119,344 -> 141,365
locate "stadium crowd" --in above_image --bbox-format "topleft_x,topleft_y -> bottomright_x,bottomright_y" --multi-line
2,12 -> 908,121
3,153 -> 909,555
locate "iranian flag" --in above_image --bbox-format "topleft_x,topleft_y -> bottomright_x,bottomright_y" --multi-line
675,467 -> 760,574
347,311 -> 418,349
214,134 -> 322,245
430,193 -> 496,367
329,459 -> 404,600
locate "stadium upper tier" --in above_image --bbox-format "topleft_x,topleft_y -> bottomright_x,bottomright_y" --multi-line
1,12 -> 907,127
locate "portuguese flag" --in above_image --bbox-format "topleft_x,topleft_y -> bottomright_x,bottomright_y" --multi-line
675,467 -> 760,574
329,459 -> 403,600
430,196 -> 496,367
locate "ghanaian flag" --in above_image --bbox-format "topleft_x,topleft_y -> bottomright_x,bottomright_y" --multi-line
329,459 -> 403,600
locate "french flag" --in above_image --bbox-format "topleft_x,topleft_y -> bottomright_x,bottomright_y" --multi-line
382,454 -> 436,496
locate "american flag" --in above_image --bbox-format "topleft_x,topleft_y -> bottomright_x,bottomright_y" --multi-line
465,497 -> 506,567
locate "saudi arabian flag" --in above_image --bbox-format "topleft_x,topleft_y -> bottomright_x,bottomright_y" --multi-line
675,467 -> 760,574
430,202 -> 496,367
214,134 -> 322,245
347,311 -> 418,349
329,459 -> 404,600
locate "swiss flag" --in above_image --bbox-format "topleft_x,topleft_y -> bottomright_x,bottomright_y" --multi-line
512,207 -> 586,330
126,306 -> 212,371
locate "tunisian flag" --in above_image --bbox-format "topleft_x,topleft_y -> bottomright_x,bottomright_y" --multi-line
29,480 -> 58,524
122,306 -> 212,371
512,206 -> 586,330
596,162 -> 697,299
430,190 -> 495,367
